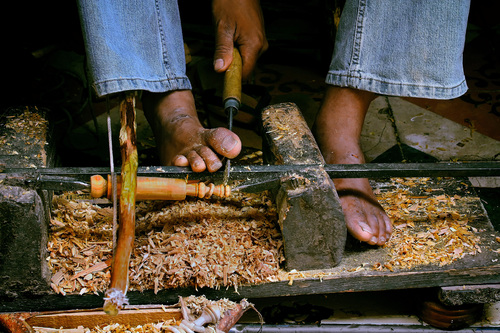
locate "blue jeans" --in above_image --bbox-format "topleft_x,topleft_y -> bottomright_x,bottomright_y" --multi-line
77,0 -> 191,97
327,0 -> 471,99
78,0 -> 470,100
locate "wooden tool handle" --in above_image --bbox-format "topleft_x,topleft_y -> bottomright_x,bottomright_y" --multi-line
222,47 -> 242,105
91,175 -> 231,201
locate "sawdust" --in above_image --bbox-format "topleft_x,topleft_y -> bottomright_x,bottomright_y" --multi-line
374,177 -> 482,270
47,191 -> 284,295
0,106 -> 48,168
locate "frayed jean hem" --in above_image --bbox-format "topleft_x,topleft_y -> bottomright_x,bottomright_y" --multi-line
326,72 -> 468,100
94,77 -> 192,97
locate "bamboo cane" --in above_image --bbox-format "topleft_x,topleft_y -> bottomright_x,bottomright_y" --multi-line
103,92 -> 138,316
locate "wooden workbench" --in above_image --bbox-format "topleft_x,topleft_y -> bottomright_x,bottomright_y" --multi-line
1,103 -> 499,314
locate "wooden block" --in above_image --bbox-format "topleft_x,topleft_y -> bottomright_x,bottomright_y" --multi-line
261,102 -> 346,270
0,106 -> 54,297
439,284 -> 500,306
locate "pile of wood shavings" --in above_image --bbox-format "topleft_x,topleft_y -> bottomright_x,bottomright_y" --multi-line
3,107 -> 48,138
92,322 -> 175,333
0,106 -> 49,167
47,191 -> 283,295
374,177 -> 482,270
48,197 -> 114,295
178,295 -> 238,318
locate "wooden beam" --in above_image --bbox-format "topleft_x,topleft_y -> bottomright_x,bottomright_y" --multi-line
261,102 -> 346,270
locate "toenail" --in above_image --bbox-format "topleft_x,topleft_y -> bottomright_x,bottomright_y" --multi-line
221,136 -> 237,152
359,222 -> 372,233
379,236 -> 386,243
370,236 -> 377,244
213,161 -> 222,170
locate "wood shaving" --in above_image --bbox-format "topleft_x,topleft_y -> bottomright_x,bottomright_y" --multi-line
0,106 -> 49,168
375,177 -> 482,270
47,176 -> 489,295
47,192 -> 283,295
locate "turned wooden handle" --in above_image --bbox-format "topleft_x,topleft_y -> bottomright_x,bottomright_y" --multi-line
91,175 -> 186,200
90,175 -> 230,201
222,47 -> 242,105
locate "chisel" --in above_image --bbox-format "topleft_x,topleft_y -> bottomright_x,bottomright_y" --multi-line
222,47 -> 242,185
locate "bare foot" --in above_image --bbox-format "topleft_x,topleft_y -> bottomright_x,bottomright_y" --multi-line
142,90 -> 241,172
314,86 -> 392,245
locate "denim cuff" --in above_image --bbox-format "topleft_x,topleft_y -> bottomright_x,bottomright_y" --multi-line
326,72 -> 469,100
94,77 -> 192,97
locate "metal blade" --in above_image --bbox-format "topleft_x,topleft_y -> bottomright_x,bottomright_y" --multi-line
38,175 -> 91,191
223,105 -> 238,185
0,171 -> 90,191
232,174 -> 282,193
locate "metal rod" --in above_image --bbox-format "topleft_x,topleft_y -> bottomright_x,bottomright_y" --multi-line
106,97 -> 118,256
4,162 -> 500,184
223,106 -> 237,185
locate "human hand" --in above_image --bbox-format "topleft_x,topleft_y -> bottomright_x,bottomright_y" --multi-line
212,0 -> 268,80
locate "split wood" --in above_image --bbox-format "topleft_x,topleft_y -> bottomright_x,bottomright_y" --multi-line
103,92 -> 138,315
165,296 -> 259,333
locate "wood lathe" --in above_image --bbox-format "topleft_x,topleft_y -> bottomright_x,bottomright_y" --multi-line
1,102 -> 500,329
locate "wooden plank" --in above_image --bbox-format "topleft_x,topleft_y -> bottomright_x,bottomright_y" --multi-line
0,307 -> 181,332
261,102 -> 346,270
25,307 -> 181,329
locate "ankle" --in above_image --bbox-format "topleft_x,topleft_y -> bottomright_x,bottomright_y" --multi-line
143,90 -> 199,128
327,86 -> 376,105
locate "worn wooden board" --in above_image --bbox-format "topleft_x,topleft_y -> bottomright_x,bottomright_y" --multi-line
25,307 -> 181,330
439,284 -> 500,306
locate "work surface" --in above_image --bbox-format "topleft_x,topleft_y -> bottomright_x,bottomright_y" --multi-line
26,175 -> 499,312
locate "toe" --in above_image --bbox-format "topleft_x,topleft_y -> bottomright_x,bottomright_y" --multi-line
342,198 -> 375,243
375,212 -> 392,245
347,219 -> 375,244
368,236 -> 379,245
363,212 -> 381,244
196,146 -> 223,172
172,155 -> 189,167
383,214 -> 393,240
187,151 -> 206,172
206,128 -> 241,158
